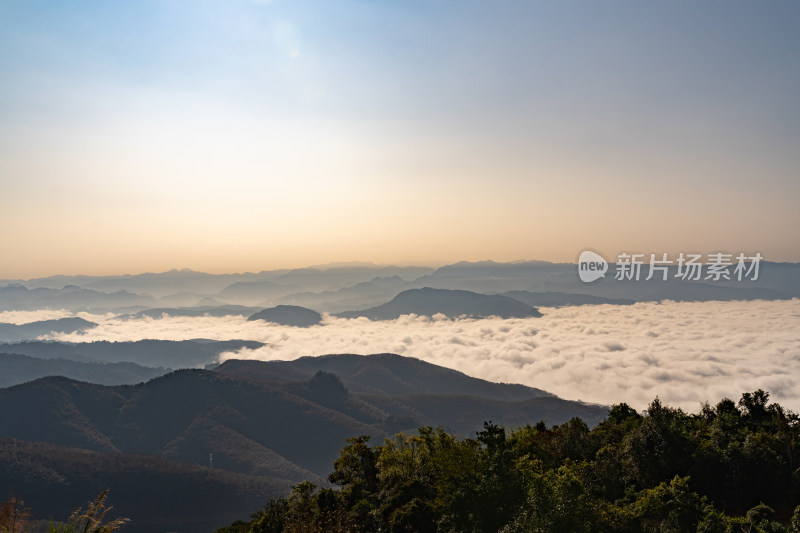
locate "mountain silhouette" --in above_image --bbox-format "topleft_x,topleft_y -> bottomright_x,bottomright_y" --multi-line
276,275 -> 414,313
125,305 -> 262,319
0,317 -> 97,342
502,290 -> 635,307
0,437 -> 287,533
247,305 -> 323,327
0,352 -> 168,387
0,353 -> 607,531
0,284 -> 156,312
0,354 -> 605,479
337,287 -> 542,320
215,353 -> 551,400
0,339 -> 263,368
215,281 -> 303,305
4,261 -> 799,314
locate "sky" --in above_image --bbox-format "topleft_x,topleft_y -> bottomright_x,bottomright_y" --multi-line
1,1 -> 799,278
17,299 -> 800,412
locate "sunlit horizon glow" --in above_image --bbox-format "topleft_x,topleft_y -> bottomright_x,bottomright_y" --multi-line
2,1 -> 799,278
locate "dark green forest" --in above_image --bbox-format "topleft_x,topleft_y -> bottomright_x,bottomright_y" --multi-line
217,390 -> 800,533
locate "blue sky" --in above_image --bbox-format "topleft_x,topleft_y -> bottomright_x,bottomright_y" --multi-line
1,1 -> 798,276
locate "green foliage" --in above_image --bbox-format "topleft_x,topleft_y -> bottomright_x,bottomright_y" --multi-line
790,505 -> 800,533
249,483 -> 353,533
630,476 -> 706,532
213,520 -> 251,533
501,462 -> 595,533
226,389 -> 800,532
249,497 -> 288,533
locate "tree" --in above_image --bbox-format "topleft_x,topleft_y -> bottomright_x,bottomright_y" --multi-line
473,422 -> 524,532
217,390 -> 800,533
502,463 -> 595,533
631,476 -> 705,533
328,436 -> 378,505
250,497 -> 288,533
0,494 -> 31,533
790,505 -> 800,533
621,399 -> 691,489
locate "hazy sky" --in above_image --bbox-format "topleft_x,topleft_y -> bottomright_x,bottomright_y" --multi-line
1,1 -> 799,278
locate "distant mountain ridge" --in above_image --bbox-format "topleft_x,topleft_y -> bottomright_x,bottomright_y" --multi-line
3,260 -> 798,313
215,353 -> 551,400
124,305 -> 262,319
217,281 -> 304,304
501,290 -> 636,307
0,339 -> 263,368
247,305 -> 323,327
0,353 -> 605,479
0,317 -> 97,342
0,352 -> 607,531
0,437 -> 286,533
337,287 -> 543,320
0,284 -> 156,312
276,275 -> 414,313
414,260 -> 800,301
0,352 -> 168,387
1,264 -> 435,298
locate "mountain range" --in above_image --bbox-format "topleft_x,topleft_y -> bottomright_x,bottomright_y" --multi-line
0,355 -> 606,478
2,260 -> 797,315
0,352 -> 168,387
0,437 -> 285,533
336,287 -> 543,320
0,339 -> 263,368
124,305 -> 262,319
0,317 -> 97,343
0,353 -> 608,532
0,284 -> 156,312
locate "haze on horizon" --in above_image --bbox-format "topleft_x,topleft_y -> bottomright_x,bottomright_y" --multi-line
1,1 -> 799,278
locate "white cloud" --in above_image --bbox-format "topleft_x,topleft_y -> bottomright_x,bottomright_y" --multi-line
0,309 -> 74,324
45,300 -> 800,412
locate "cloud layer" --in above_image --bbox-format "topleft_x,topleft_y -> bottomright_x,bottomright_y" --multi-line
0,309 -> 75,324
43,300 -> 800,412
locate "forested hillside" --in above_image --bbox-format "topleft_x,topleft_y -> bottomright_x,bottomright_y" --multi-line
217,390 -> 800,533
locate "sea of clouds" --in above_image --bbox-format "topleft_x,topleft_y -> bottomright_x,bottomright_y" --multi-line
26,299 -> 800,412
